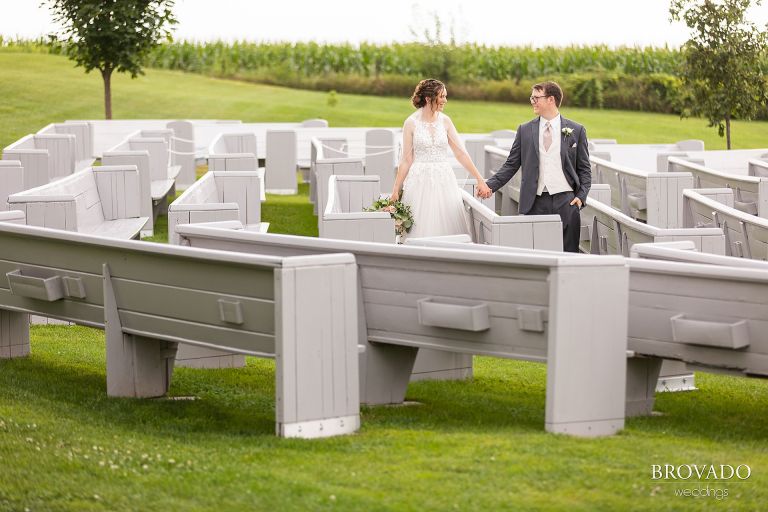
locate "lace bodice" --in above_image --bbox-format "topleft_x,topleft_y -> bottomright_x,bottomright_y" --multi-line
412,113 -> 449,163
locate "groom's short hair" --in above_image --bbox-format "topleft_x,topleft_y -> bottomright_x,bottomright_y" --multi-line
533,81 -> 563,107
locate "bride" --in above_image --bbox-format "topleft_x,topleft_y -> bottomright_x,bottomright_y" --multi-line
391,78 -> 491,239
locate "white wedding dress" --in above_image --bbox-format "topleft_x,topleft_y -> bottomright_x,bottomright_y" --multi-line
402,111 -> 471,239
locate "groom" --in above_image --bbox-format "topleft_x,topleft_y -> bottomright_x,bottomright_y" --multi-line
480,81 -> 591,252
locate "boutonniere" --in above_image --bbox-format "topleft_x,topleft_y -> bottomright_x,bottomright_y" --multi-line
562,127 -> 574,137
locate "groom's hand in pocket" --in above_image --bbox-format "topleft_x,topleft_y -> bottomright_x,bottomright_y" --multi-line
569,197 -> 583,208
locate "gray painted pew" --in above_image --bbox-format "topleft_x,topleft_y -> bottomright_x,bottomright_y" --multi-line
0,222 -> 360,439
748,158 -> 768,178
590,156 -> 694,228
1,161 -> 24,211
588,140 -> 704,172
668,156 -> 768,219
682,188 -> 768,260
168,171 -> 267,245
37,122 -> 95,172
177,225 -> 630,437
7,166 -> 148,240
323,175 -> 394,243
580,193 -> 725,257
3,133 -> 77,189
460,190 -> 564,251
625,241 -> 768,412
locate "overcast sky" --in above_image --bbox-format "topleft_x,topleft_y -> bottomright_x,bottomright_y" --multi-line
2,0 -> 768,47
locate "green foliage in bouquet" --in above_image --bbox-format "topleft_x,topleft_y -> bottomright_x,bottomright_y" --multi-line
365,198 -> 414,237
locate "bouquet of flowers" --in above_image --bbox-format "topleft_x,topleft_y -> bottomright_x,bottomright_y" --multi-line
365,197 -> 414,237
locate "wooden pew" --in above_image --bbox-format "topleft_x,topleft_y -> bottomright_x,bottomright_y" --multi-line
590,156 -> 694,228
1,161 -> 24,210
682,188 -> 768,260
168,171 -> 268,245
7,166 -> 148,239
0,222 -> 360,439
460,190 -> 563,251
579,192 -> 725,256
323,175 -> 394,243
176,225 -> 630,437
3,133 -> 77,188
668,156 -> 768,219
37,122 -> 95,171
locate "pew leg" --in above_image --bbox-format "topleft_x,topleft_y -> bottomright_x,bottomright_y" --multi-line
0,310 -> 30,359
545,265 -> 628,437
175,344 -> 246,369
410,348 -> 472,382
106,334 -> 177,398
360,342 -> 418,405
626,356 -> 663,417
103,263 -> 177,398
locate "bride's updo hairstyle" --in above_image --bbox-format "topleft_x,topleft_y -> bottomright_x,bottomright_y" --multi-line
411,78 -> 445,109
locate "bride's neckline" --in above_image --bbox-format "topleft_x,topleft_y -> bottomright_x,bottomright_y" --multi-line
417,109 -> 441,125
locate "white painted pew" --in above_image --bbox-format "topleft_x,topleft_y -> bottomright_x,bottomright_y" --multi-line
682,188 -> 768,260
668,156 -> 768,219
0,222 -> 359,439
580,192 -> 725,256
323,175 -> 394,243
168,171 -> 267,245
310,137 -> 348,210
2,133 -> 76,188
0,210 -> 25,224
590,156 -> 694,228
207,133 -> 266,201
1,161 -> 24,210
748,158 -> 768,178
7,166 -> 148,239
37,122 -> 94,171
177,225 -> 630,437
103,134 -> 179,228
588,140 -> 704,172
625,241 -> 768,413
460,189 -> 563,251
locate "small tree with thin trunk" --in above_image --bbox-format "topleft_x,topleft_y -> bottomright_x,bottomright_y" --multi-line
670,0 -> 768,149
46,0 -> 177,119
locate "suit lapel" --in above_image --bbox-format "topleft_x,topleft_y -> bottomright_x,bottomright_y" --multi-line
560,116 -> 569,162
531,117 -> 540,155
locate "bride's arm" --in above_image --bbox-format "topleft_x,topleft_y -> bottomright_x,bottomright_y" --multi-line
391,120 -> 415,202
445,116 -> 492,197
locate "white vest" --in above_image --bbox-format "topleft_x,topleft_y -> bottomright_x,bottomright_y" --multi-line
537,125 -> 572,196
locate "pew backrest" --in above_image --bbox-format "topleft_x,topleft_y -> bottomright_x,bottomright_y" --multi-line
6,166 -> 146,239
668,156 -> 768,218
1,161 -> 24,211
323,175 -> 393,242
365,129 -> 398,193
460,189 -> 563,250
168,171 -> 263,244
37,122 -> 94,171
682,188 -> 768,260
3,134 -> 76,188
580,193 -> 725,256
590,156 -> 694,228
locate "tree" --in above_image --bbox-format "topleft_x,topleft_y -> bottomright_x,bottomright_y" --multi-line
670,0 -> 768,148
46,0 -> 178,119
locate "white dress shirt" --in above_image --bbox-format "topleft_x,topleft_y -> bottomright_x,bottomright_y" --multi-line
537,114 -> 572,196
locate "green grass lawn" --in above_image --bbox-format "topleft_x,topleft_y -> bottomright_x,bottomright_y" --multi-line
1,51 -> 767,511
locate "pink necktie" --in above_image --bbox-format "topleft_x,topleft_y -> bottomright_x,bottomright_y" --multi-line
543,121 -> 552,152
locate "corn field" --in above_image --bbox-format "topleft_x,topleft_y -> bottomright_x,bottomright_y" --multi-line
145,41 -> 687,81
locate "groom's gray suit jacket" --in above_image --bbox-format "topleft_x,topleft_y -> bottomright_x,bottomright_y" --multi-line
486,116 -> 591,215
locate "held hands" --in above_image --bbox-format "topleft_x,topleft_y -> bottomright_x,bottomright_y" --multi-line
570,197 -> 583,208
476,180 -> 492,199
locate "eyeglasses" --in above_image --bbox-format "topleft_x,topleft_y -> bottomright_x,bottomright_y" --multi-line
530,95 -> 550,103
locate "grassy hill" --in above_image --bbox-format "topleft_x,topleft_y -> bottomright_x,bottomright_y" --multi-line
0,51 -> 767,511
1,52 -> 767,150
